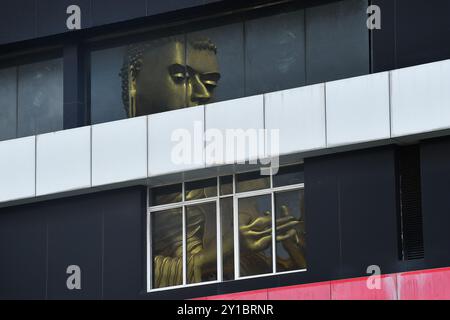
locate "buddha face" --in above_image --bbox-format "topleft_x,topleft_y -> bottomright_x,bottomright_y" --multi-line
133,39 -> 220,116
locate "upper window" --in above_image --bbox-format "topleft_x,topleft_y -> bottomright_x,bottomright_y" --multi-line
0,58 -> 63,141
147,164 -> 306,291
90,27 -> 239,125
90,1 -> 369,124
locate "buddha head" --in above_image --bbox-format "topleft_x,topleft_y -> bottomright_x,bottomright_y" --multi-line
120,36 -> 221,117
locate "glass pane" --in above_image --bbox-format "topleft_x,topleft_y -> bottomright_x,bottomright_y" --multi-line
151,184 -> 182,206
220,197 -> 234,280
185,178 -> 217,201
245,9 -> 306,96
236,171 -> 270,193
186,202 -> 217,284
219,175 -> 233,196
17,58 -> 63,137
273,164 -> 304,187
275,189 -> 306,272
91,46 -> 128,124
187,22 -> 245,104
151,208 -> 183,289
0,67 -> 17,141
305,0 -> 369,84
238,194 -> 273,277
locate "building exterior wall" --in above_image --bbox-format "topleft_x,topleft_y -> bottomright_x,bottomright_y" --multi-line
0,0 -> 450,300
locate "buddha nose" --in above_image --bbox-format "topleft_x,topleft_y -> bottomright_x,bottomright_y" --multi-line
190,74 -> 211,104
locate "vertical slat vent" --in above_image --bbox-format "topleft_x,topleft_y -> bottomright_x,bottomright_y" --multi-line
398,145 -> 424,260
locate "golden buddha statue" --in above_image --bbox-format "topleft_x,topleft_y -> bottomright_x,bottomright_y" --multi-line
120,36 -> 306,289
120,36 -> 220,117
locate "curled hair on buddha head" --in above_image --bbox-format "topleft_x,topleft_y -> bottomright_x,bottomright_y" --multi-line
119,36 -> 218,117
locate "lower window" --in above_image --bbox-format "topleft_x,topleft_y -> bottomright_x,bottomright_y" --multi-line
147,164 -> 306,291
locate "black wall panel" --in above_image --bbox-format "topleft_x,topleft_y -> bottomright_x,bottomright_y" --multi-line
146,0 -> 203,16
91,0 -> 147,26
337,148 -> 400,277
46,196 -> 103,300
0,0 -> 36,44
0,186 -> 145,300
0,204 -> 47,300
372,0 -> 450,72
420,137 -> 450,269
304,146 -> 401,280
0,0 -> 225,46
102,188 -> 144,299
370,0 -> 396,72
36,0 -> 92,38
395,0 -> 450,69
304,155 -> 341,281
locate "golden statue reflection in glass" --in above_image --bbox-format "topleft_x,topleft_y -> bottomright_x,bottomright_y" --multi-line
121,37 -> 306,288
150,179 -> 306,289
120,36 -> 221,117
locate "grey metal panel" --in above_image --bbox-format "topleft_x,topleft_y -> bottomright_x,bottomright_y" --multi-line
326,72 -> 390,147
391,60 -> 450,138
92,116 -> 147,187
264,84 -> 326,156
148,106 -> 205,177
36,127 -> 91,196
205,95 -> 265,165
0,136 -> 36,203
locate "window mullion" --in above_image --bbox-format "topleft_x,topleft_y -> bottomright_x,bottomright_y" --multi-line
233,175 -> 240,280
147,210 -> 152,291
216,177 -> 222,282
182,199 -> 187,285
271,191 -> 276,274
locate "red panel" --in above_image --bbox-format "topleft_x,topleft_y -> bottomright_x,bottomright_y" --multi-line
193,267 -> 450,300
330,275 -> 398,300
397,267 -> 450,300
267,282 -> 331,300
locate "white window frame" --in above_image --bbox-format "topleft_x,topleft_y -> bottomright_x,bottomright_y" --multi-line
147,167 -> 307,293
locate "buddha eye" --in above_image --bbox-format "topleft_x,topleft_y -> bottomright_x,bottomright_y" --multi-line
202,80 -> 218,88
171,72 -> 186,82
200,72 -> 221,89
168,64 -> 187,83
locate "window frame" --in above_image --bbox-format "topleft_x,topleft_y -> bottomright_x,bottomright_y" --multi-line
147,167 -> 306,293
